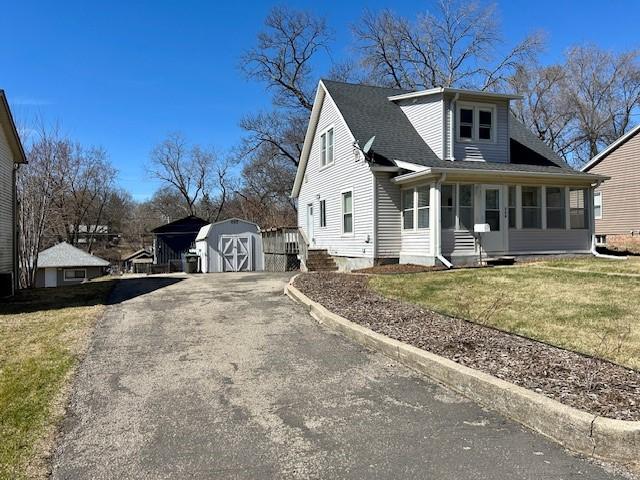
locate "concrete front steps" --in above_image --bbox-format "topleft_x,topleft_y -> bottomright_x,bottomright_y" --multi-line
306,249 -> 338,272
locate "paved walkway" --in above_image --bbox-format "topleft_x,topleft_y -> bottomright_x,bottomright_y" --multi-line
52,273 -> 626,479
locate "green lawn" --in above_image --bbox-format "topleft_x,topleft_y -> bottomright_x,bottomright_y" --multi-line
530,256 -> 640,275
369,260 -> 640,370
0,281 -> 115,480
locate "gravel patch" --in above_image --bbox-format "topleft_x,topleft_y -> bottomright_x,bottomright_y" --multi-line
294,273 -> 640,421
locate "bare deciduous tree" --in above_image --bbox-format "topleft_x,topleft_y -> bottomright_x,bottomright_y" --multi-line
354,0 -> 544,90
512,46 -> 640,166
17,125 -> 66,288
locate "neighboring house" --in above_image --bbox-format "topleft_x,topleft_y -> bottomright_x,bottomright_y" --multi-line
35,242 -> 110,288
581,125 -> 640,245
122,248 -> 153,273
292,80 -> 606,270
69,224 -> 118,245
195,218 -> 264,273
151,215 -> 208,270
0,90 -> 27,296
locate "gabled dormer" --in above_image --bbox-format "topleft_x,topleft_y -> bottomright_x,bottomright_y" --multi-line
389,88 -> 521,164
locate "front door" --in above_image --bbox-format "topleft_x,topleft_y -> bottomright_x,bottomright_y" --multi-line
44,267 -> 57,288
481,185 -> 506,253
220,235 -> 252,272
306,203 -> 315,243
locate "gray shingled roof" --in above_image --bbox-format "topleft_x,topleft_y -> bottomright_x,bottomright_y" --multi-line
321,79 -> 581,176
38,242 -> 110,268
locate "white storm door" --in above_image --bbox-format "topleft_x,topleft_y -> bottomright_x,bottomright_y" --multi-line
235,237 -> 251,272
306,204 -> 314,242
481,185 -> 506,253
45,267 -> 57,287
220,236 -> 236,272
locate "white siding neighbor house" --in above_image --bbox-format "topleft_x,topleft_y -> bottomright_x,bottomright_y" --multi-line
293,80 -> 607,270
195,218 -> 264,273
0,91 -> 27,295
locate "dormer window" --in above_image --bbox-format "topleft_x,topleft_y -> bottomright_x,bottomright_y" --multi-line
457,103 -> 496,143
459,108 -> 473,140
320,126 -> 334,167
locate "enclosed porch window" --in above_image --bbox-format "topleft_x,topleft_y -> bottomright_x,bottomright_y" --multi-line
570,188 -> 589,229
441,184 -> 475,230
546,187 -> 566,229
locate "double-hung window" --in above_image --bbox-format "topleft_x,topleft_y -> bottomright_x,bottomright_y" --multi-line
521,186 -> 542,229
569,188 -> 588,229
593,191 -> 602,220
459,108 -> 474,140
458,104 -> 495,142
342,191 -> 353,234
546,187 -> 566,229
320,127 -> 334,167
416,186 -> 430,229
402,190 -> 414,230
319,200 -> 327,228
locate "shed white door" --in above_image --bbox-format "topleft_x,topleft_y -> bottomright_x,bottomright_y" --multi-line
220,235 -> 252,272
44,268 -> 57,288
481,185 -> 506,253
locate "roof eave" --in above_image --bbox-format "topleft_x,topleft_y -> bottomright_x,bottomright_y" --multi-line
392,166 -> 609,184
388,87 -> 523,102
581,124 -> 640,172
0,91 -> 27,164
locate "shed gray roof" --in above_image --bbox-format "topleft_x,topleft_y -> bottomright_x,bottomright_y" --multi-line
38,242 -> 110,268
320,79 -> 578,175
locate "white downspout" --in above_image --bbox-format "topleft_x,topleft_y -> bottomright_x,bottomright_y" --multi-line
434,173 -> 453,268
446,93 -> 460,161
589,180 -> 627,260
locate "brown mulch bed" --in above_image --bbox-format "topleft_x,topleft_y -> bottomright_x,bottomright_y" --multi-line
294,273 -> 640,421
353,263 -> 448,274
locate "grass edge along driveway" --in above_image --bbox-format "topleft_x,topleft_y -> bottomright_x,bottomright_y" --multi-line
370,260 -> 640,371
0,280 -> 115,480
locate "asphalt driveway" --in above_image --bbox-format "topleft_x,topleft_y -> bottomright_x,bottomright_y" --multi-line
52,273 -> 627,479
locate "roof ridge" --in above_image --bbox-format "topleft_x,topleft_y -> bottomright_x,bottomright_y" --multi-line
320,78 -> 410,93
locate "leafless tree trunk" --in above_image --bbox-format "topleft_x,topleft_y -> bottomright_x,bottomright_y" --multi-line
17,126 -> 66,288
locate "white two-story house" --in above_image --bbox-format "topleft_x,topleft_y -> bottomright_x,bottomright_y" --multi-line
292,80 -> 607,270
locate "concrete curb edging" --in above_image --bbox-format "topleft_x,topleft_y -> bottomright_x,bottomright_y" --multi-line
285,275 -> 640,467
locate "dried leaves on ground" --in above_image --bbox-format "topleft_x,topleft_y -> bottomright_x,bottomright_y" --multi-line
294,273 -> 640,421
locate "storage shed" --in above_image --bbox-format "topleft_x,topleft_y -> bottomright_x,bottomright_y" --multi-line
195,218 -> 264,272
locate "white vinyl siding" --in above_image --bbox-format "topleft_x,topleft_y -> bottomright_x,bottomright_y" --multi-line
375,172 -> 401,258
297,92 -> 374,258
0,126 -> 15,273
509,230 -> 591,252
397,94 -> 444,158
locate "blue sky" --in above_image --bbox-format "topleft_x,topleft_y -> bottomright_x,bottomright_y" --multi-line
2,0 -> 639,200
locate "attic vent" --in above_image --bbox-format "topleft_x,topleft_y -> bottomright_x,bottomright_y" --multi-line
464,145 -> 484,161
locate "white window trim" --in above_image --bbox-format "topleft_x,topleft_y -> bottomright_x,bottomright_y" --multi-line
416,185 -> 430,231
341,188 -> 354,236
401,188 -> 415,232
456,102 -> 497,144
594,191 -> 603,220
319,124 -> 335,170
63,268 -> 87,281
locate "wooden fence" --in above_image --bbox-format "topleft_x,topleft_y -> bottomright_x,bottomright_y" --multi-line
261,227 -> 301,272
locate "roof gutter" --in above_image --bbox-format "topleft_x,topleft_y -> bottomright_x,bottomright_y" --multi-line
392,167 -> 609,184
